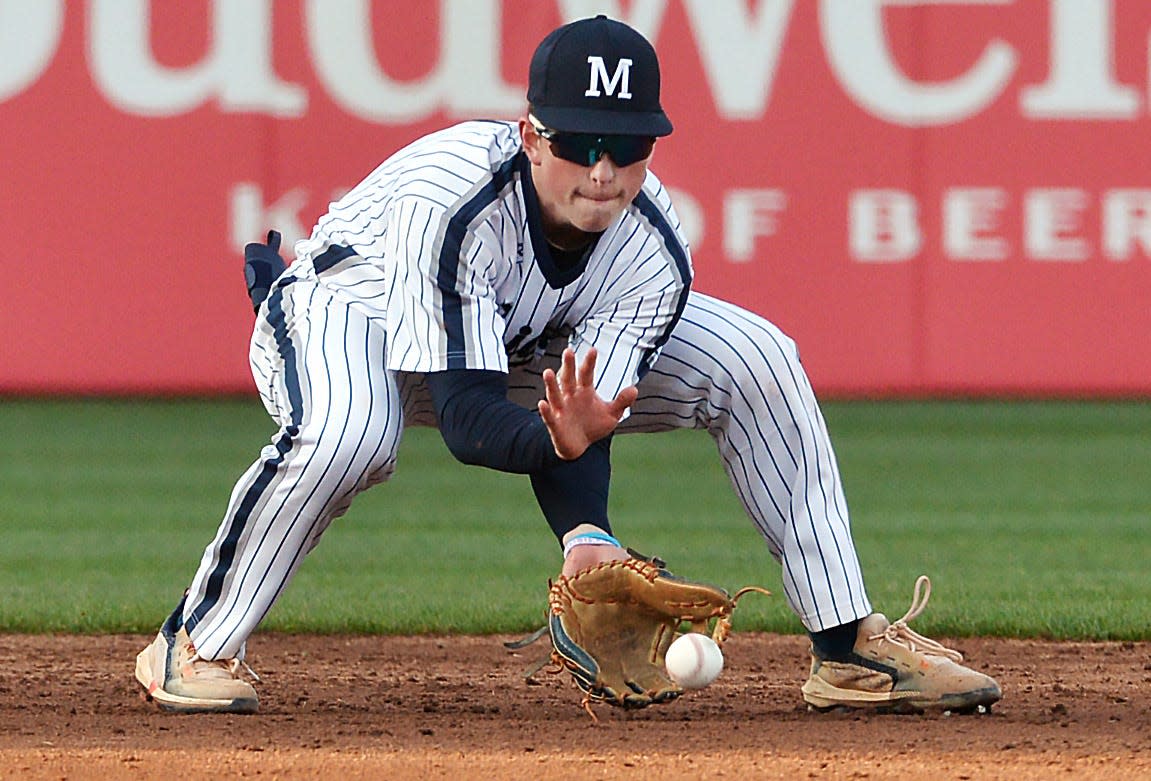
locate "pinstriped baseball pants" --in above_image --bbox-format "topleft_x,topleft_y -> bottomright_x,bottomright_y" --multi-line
183,278 -> 871,659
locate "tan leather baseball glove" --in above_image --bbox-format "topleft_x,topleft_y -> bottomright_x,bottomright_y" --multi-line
544,554 -> 768,718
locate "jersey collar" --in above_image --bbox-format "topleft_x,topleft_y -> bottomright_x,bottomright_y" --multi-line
518,152 -> 602,290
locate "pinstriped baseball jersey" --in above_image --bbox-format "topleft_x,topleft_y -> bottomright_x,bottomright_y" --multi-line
179,125 -> 872,664
292,120 -> 691,404
139,11 -> 1002,718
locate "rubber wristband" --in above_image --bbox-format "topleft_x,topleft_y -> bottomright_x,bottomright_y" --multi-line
562,531 -> 621,559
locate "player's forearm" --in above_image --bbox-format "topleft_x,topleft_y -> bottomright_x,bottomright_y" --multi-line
427,368 -> 615,543
530,437 -> 613,542
426,368 -> 560,473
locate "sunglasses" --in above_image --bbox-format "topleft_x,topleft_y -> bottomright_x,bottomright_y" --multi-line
529,115 -> 655,167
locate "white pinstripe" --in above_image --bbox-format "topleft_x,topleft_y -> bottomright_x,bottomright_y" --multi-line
291,121 -> 688,398
505,292 -> 872,631
620,293 -> 872,631
186,278 -> 404,657
183,122 -> 870,658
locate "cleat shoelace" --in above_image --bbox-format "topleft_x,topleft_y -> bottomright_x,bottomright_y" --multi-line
187,647 -> 261,683
868,575 -> 964,663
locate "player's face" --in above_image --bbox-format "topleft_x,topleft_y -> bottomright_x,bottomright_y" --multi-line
520,118 -> 651,247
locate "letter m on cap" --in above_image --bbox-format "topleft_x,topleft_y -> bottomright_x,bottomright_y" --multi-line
585,56 -> 633,100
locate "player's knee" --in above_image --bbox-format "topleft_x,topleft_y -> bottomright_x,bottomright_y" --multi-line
292,412 -> 400,482
704,331 -> 815,425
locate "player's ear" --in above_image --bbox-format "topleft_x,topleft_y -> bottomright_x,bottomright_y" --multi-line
519,117 -> 545,165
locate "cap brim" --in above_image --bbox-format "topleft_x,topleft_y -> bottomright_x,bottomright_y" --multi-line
532,105 -> 673,137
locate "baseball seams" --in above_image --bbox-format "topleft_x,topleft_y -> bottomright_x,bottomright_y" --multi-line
665,633 -> 723,689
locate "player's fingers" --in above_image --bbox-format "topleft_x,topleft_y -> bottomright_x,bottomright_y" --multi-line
610,385 -> 639,418
577,347 -> 598,388
542,368 -> 565,412
537,399 -> 554,425
558,348 -> 577,389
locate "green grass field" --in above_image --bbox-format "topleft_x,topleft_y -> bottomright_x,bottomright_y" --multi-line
1,398 -> 1147,640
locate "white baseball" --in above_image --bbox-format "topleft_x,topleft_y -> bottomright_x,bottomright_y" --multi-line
664,633 -> 724,689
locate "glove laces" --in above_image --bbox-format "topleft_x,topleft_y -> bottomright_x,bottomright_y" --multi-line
869,575 -> 964,663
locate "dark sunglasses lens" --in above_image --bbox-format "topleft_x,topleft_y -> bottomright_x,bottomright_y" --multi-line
548,134 -> 654,167
604,136 -> 655,166
548,136 -> 600,166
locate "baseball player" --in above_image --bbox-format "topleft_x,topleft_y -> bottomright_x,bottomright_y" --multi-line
135,15 -> 1000,715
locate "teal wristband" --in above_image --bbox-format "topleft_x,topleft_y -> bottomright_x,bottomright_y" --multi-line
562,531 -> 621,558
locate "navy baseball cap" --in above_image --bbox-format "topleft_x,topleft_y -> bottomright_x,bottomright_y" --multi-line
528,15 -> 673,137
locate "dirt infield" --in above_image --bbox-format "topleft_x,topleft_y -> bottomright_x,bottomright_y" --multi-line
0,633 -> 1146,780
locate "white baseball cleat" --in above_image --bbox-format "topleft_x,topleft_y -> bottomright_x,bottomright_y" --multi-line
135,618 -> 259,714
801,576 -> 1002,713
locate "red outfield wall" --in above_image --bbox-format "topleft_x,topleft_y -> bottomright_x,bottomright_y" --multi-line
3,1 -> 1150,396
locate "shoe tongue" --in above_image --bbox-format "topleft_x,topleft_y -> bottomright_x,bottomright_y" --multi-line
192,658 -> 236,680
857,613 -> 890,638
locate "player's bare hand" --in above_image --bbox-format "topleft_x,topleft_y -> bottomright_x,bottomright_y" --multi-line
538,347 -> 638,460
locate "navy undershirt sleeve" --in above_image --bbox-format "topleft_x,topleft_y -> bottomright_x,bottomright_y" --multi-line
529,437 -> 612,541
426,369 -> 613,542
426,369 -> 558,472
